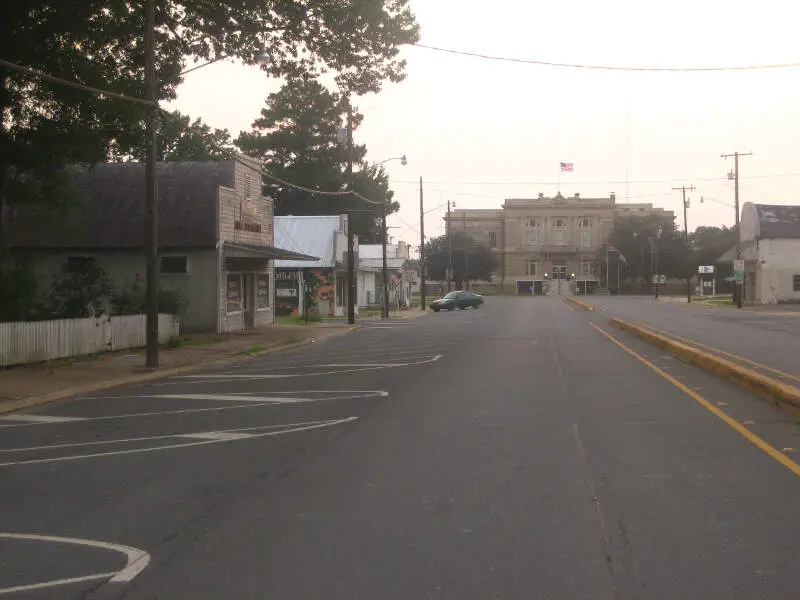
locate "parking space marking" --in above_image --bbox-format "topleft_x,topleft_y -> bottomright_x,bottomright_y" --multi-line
0,533 -> 150,595
0,415 -> 85,423
175,354 -> 443,382
0,391 -> 388,430
178,432 -> 257,441
0,417 -> 358,468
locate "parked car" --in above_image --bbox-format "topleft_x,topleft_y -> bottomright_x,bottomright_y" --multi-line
430,290 -> 483,311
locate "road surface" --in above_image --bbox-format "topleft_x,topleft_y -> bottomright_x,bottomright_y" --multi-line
585,295 -> 800,378
0,297 -> 798,599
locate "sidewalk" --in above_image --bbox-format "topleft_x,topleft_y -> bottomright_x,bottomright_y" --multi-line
0,323 -> 357,414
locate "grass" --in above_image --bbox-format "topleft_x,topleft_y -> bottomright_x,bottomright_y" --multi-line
276,315 -> 322,326
238,344 -> 266,356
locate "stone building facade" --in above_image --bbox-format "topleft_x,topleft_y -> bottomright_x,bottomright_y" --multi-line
445,192 -> 674,293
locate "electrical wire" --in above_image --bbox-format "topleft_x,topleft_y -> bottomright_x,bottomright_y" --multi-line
390,172 -> 800,187
410,43 -> 800,73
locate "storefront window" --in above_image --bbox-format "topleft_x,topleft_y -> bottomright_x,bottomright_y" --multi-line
256,274 -> 270,309
226,274 -> 242,313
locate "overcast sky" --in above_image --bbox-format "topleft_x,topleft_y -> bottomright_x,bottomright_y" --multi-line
166,0 -> 800,250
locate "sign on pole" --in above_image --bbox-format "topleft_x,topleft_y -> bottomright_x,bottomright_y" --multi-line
698,265 -> 714,274
733,259 -> 744,283
651,274 -> 666,285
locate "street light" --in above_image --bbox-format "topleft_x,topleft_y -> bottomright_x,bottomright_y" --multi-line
700,196 -> 735,208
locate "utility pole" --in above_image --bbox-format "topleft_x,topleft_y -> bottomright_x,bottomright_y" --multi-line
144,0 -> 159,368
722,151 -> 752,309
462,212 -> 469,290
345,102 -> 355,324
446,200 -> 453,292
672,184 -> 696,304
381,210 -> 389,318
419,177 -> 426,312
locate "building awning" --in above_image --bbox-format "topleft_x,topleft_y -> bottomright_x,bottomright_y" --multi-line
223,242 -> 318,261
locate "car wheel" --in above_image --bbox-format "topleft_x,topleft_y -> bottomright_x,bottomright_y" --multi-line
448,306 -> 455,311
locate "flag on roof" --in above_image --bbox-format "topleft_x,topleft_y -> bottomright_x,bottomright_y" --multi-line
560,162 -> 574,172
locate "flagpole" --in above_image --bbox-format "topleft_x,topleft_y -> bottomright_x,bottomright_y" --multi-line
557,163 -> 561,195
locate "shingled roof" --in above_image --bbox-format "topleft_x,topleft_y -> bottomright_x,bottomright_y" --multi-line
8,161 -> 235,249
754,204 -> 800,239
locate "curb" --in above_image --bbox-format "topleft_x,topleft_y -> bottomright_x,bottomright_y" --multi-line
0,325 -> 361,416
608,317 -> 800,411
565,296 -> 594,311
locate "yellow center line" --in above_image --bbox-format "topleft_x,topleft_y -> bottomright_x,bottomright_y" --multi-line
589,322 -> 800,478
638,323 -> 800,385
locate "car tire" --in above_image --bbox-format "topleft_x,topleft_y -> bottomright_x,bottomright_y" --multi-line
448,306 -> 455,311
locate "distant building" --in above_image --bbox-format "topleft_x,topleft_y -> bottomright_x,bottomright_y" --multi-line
717,203 -> 800,304
445,192 -> 674,294
358,242 -> 416,309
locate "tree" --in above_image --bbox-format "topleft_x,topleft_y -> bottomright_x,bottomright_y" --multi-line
113,110 -> 235,162
1,1 -> 419,257
423,233 -> 497,289
236,79 -> 398,241
606,214 -> 687,282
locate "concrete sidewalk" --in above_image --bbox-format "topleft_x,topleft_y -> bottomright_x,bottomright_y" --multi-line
0,323 -> 357,414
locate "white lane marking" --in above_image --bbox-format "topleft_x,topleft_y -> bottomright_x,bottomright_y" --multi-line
0,419 -> 344,454
175,354 -> 443,381
178,432 -> 256,441
0,533 -> 150,592
0,415 -> 84,423
0,391 -> 388,430
0,573 -> 115,595
0,417 -> 358,468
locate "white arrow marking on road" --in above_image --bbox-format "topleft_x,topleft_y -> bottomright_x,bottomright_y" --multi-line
0,417 -> 358,468
0,533 -> 150,594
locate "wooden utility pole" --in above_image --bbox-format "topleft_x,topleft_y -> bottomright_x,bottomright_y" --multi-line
446,200 -> 453,292
722,151 -> 752,309
381,211 -> 389,318
672,185 -> 696,304
419,177 -> 426,311
345,102 -> 355,324
144,0 -> 159,368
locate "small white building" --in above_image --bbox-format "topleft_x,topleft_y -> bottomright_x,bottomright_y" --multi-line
718,202 -> 800,304
358,242 -> 416,309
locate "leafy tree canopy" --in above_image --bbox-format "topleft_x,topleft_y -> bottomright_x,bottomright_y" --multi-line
236,78 -> 398,242
111,110 -> 235,162
1,0 -> 419,253
423,232 -> 497,289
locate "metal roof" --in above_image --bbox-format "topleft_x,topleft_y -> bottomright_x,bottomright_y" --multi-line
755,204 -> 800,239
273,215 -> 345,268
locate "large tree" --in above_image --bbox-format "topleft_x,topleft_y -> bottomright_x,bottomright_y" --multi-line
112,110 -> 235,162
1,0 -> 419,253
236,78 -> 398,242
423,232 -> 497,289
606,214 -> 687,283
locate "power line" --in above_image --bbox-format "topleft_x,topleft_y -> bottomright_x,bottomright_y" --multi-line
390,172 -> 800,187
410,43 -> 800,72
0,58 -> 155,106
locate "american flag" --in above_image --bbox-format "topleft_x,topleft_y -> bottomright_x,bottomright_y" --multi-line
560,162 -> 574,172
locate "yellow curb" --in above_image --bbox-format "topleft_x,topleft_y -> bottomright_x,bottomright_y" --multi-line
0,325 -> 361,416
608,317 -> 800,411
565,296 -> 595,311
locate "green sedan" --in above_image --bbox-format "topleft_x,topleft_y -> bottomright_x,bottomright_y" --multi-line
429,291 -> 484,312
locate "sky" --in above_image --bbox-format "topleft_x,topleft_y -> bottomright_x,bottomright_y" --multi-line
166,0 -> 800,252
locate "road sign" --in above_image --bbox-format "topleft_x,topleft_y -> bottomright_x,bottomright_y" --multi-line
698,265 -> 714,274
651,274 -> 666,284
733,259 -> 744,283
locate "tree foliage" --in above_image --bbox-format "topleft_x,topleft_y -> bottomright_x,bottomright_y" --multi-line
423,232 -> 498,288
236,78 -> 398,242
112,110 -> 235,162
1,0 -> 418,256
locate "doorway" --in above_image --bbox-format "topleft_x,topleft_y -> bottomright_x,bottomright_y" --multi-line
552,264 -> 567,280
243,273 -> 255,328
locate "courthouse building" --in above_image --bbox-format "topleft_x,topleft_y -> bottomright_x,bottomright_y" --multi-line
445,192 -> 673,294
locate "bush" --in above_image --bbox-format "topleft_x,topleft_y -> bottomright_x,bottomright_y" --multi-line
0,262 -> 41,321
112,281 -> 188,318
44,261 -> 114,319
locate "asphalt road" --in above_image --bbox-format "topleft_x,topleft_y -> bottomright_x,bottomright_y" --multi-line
585,295 -> 800,378
1,297 -> 799,599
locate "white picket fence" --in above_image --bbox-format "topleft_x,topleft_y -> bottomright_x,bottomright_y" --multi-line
0,314 -> 180,367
